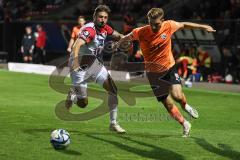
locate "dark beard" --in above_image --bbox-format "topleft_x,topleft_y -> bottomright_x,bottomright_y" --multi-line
96,21 -> 105,28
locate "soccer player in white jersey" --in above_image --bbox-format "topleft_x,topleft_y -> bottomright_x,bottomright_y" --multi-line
65,5 -> 126,133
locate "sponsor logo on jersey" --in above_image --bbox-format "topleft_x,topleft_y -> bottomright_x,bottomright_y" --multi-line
160,33 -> 167,40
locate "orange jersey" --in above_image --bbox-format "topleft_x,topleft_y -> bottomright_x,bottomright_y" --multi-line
132,20 -> 182,73
71,26 -> 82,40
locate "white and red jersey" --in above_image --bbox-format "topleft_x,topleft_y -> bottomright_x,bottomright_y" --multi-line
76,22 -> 114,56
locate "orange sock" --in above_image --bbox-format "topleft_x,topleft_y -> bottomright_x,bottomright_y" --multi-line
169,105 -> 185,125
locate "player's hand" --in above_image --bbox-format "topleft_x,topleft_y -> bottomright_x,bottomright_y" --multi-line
111,42 -> 119,51
67,47 -> 72,53
203,25 -> 216,32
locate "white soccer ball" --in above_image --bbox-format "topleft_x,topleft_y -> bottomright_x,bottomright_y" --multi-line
50,129 -> 70,149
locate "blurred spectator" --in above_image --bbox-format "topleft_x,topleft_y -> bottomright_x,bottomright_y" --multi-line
197,47 -> 212,81
2,0 -> 68,21
221,46 -> 240,83
21,26 -> 35,63
67,16 -> 86,53
34,24 -> 47,64
176,45 -> 198,79
123,13 -> 136,34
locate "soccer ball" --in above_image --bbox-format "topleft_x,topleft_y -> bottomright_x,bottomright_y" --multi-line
50,129 -> 70,149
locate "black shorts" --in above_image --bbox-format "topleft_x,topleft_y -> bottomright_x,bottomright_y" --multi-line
147,65 -> 181,101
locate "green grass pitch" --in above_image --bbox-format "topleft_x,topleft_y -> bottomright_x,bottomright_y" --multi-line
0,70 -> 240,160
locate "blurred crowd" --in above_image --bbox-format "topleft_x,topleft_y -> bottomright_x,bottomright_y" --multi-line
0,0 -> 69,21
89,0 -> 170,17
187,0 -> 240,20
173,44 -> 240,83
1,0 -> 240,84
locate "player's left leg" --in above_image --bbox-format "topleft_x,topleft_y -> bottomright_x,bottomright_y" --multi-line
170,84 -> 199,119
95,65 -> 126,134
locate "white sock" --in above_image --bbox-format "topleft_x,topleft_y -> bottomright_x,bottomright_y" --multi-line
108,94 -> 118,125
185,103 -> 192,112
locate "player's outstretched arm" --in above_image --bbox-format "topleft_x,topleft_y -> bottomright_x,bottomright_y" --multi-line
115,32 -> 133,49
72,38 -> 86,71
112,30 -> 124,40
181,22 -> 216,32
111,32 -> 133,52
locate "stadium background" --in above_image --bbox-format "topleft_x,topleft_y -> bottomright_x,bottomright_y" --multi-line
0,0 -> 240,160
1,0 -> 240,83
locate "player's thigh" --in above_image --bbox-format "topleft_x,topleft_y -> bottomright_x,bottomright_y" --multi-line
147,72 -> 171,101
70,69 -> 88,98
161,95 -> 175,112
102,75 -> 117,94
170,84 -> 183,100
95,66 -> 117,93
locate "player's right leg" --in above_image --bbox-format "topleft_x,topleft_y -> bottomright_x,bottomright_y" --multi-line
161,95 -> 191,137
147,71 -> 191,137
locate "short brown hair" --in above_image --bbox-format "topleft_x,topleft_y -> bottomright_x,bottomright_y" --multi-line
93,5 -> 111,17
147,8 -> 164,19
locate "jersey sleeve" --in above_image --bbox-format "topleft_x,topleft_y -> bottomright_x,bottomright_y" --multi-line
78,27 -> 96,43
105,24 -> 114,35
131,27 -> 141,41
168,20 -> 183,34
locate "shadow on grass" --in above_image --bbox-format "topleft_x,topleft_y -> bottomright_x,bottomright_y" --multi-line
23,128 -> 173,140
55,148 -> 82,156
86,134 -> 185,160
23,128 -> 80,136
193,137 -> 240,160
45,147 -> 82,156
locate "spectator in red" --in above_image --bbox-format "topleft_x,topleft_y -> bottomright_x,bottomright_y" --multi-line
197,47 -> 212,81
34,24 -> 47,64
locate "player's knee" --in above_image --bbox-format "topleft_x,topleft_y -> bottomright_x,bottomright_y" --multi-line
104,77 -> 118,95
110,86 -> 117,95
161,99 -> 174,112
76,98 -> 88,108
107,84 -> 118,95
172,92 -> 183,102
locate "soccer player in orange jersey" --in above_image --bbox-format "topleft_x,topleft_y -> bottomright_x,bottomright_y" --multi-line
118,8 -> 216,137
67,16 -> 86,53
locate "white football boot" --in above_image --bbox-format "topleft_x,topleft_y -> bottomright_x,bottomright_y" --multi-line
182,120 -> 191,138
109,123 -> 126,134
184,104 -> 199,119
